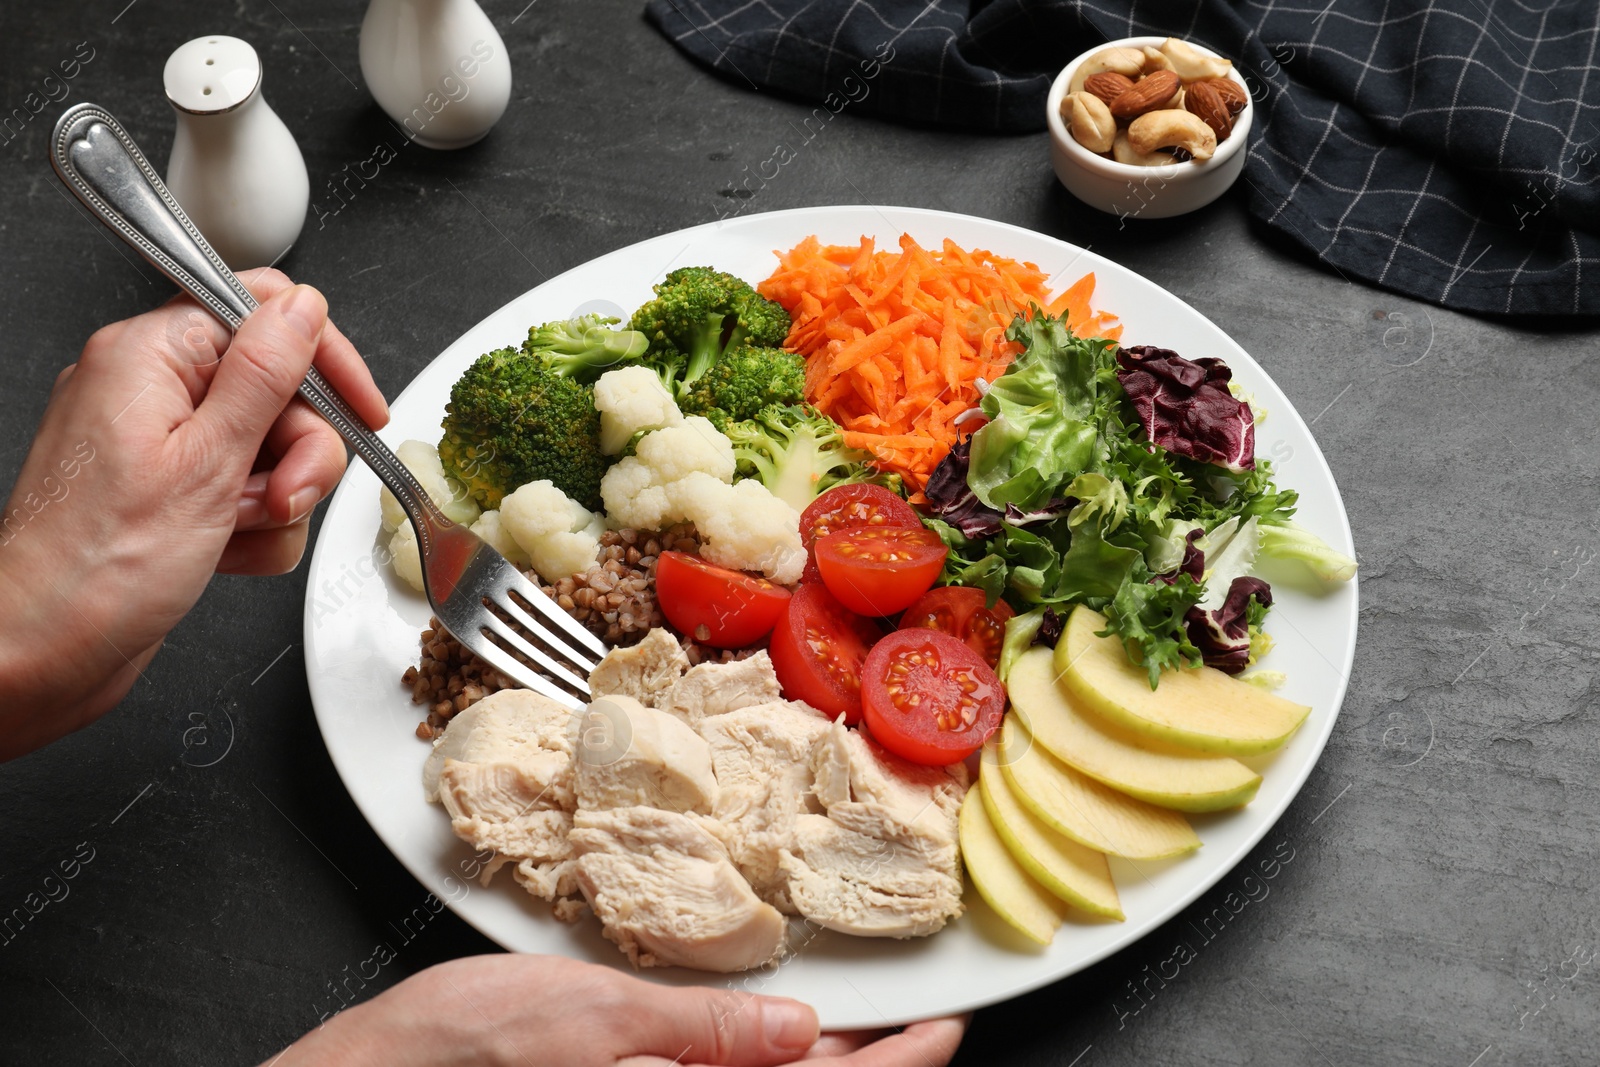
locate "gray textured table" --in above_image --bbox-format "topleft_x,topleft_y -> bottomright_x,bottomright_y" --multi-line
3,2 -> 1595,1064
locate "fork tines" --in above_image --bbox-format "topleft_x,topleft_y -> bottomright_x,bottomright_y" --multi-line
470,571 -> 605,711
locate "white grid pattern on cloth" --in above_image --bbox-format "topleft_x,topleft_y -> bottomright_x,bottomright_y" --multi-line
645,0 -> 1600,315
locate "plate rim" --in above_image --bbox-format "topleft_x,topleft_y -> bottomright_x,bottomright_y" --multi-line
303,203 -> 1358,1026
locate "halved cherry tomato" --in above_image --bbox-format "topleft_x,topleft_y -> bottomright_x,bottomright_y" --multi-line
799,484 -> 922,548
861,629 -> 1006,766
798,484 -> 921,582
899,586 -> 1016,669
768,583 -> 882,723
654,551 -> 790,649
814,526 -> 948,617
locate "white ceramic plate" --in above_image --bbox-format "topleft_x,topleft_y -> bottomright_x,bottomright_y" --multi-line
304,205 -> 1358,1029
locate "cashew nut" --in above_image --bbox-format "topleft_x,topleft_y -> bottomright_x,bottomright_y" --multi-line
1112,130 -> 1177,167
1062,91 -> 1116,154
1141,46 -> 1174,74
1127,108 -> 1218,162
1068,47 -> 1146,94
1158,37 -> 1232,82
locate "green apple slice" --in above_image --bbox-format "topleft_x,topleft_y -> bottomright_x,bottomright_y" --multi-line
959,786 -> 1070,945
979,742 -> 1123,920
997,716 -> 1200,860
1007,647 -> 1261,813
1056,605 -> 1310,756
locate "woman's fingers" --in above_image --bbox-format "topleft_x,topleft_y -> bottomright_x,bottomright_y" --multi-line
806,1019 -> 969,1067
233,409 -> 350,531
617,985 -> 819,1067
193,285 -> 327,466
313,317 -> 391,429
235,470 -> 273,530
217,524 -> 311,575
236,266 -> 389,429
259,400 -> 350,524
800,1032 -> 883,1059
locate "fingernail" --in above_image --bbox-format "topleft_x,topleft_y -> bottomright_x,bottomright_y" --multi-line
288,487 -> 319,524
281,285 -> 327,343
236,496 -> 268,529
242,470 -> 271,500
761,1000 -> 818,1051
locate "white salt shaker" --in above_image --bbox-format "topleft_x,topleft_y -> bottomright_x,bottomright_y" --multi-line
163,36 -> 309,269
359,0 -> 513,150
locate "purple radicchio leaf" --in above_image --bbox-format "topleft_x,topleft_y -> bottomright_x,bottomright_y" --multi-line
925,437 -> 1005,539
1035,606 -> 1065,649
1184,576 -> 1273,674
1152,528 -> 1206,585
1116,345 -> 1256,472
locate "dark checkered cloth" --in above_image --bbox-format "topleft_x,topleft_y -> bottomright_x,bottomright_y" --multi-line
645,0 -> 1600,317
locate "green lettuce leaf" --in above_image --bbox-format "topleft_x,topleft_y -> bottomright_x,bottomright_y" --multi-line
966,315 -> 1118,511
997,608 -> 1049,683
1258,519 -> 1358,581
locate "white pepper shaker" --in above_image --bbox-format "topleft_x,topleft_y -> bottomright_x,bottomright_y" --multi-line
163,36 -> 309,270
359,0 -> 512,150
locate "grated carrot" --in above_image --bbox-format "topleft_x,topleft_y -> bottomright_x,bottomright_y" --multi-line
760,233 -> 1122,496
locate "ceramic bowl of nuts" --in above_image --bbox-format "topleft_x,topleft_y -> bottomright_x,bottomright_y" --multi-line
1047,36 -> 1252,220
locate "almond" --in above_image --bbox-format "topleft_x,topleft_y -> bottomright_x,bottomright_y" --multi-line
1083,71 -> 1136,107
1196,76 -> 1247,115
1109,70 -> 1181,121
1183,79 -> 1234,140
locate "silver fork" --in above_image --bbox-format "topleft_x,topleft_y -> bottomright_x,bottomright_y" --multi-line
50,102 -> 605,710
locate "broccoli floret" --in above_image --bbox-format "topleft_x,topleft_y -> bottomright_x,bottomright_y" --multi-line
725,404 -> 901,512
522,314 -> 649,383
437,346 -> 608,511
678,346 -> 806,430
629,267 -> 791,391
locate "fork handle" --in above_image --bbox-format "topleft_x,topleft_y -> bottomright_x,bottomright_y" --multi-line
49,102 -> 448,543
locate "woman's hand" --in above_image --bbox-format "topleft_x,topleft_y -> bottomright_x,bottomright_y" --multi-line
0,269 -> 387,760
266,955 -> 968,1067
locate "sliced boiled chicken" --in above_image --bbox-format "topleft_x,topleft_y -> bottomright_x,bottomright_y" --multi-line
422,633 -> 975,966
779,721 -> 968,938
811,720 -> 967,838
587,627 -> 689,709
425,689 -> 582,901
438,760 -> 576,899
781,814 -> 963,938
422,688 -> 578,805
696,701 -> 830,909
569,806 -> 786,972
575,695 -> 718,814
659,651 -> 784,728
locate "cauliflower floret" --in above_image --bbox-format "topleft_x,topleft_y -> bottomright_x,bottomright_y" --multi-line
599,456 -> 675,531
470,509 -> 530,567
596,420 -> 799,581
593,366 -> 684,454
500,480 -> 602,581
501,480 -> 591,541
670,473 -> 805,584
633,417 -> 736,484
389,524 -> 424,592
531,531 -> 601,580
380,440 -> 480,531
599,417 -> 735,529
